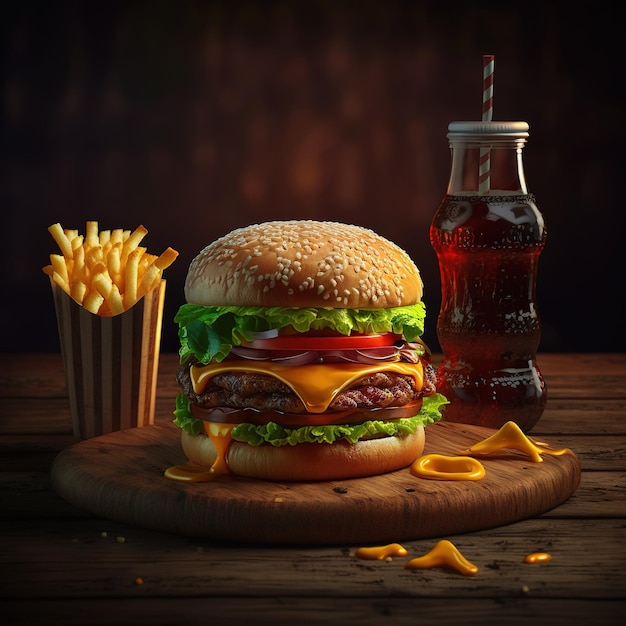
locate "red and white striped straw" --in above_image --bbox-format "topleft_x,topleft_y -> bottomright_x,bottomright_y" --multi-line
479,54 -> 495,193
482,54 -> 495,122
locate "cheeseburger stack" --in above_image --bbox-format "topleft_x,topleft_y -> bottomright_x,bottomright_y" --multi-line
172,220 -> 446,481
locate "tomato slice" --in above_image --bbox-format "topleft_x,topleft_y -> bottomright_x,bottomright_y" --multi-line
242,332 -> 401,351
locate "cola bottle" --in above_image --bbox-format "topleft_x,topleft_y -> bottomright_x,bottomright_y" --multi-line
430,121 -> 547,431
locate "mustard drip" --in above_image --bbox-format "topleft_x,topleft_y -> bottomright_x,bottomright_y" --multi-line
355,543 -> 408,561
460,421 -> 575,463
405,540 -> 478,576
164,422 -> 234,483
410,454 -> 485,481
204,421 -> 234,476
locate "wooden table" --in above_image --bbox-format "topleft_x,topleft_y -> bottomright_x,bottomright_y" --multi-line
1,353 -> 624,625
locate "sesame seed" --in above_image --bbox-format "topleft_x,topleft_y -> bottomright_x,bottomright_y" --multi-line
187,220 -> 422,307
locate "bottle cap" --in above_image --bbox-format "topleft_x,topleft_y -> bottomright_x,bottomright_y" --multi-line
448,121 -> 529,138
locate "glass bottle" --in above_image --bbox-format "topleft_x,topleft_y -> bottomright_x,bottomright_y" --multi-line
430,121 -> 547,431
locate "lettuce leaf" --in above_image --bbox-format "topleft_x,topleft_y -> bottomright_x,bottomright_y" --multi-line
173,392 -> 206,436
172,392 -> 448,446
175,302 -> 427,363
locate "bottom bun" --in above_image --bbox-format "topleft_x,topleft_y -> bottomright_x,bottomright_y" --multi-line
180,427 -> 425,482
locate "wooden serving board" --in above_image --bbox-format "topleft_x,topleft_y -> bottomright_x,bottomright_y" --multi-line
50,421 -> 581,545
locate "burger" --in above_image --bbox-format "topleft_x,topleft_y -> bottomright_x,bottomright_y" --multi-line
172,220 -> 447,481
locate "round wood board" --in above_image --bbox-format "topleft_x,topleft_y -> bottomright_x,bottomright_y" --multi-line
50,421 -> 581,545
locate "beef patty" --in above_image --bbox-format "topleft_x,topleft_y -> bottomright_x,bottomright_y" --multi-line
177,359 -> 437,413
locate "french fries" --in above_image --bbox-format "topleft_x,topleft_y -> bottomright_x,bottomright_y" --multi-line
43,221 -> 178,316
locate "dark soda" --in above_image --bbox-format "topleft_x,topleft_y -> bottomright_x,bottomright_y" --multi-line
430,193 -> 547,430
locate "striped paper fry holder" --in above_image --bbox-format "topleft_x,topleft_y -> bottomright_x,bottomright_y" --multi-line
50,278 -> 166,439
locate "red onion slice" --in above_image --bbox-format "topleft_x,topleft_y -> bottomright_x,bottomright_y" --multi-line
270,351 -> 319,365
230,345 -> 319,366
246,328 -> 280,339
230,345 -> 406,366
230,346 -> 274,360
355,346 -> 401,361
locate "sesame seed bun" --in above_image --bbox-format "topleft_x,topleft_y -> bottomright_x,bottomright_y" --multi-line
184,220 -> 423,309
181,427 -> 426,482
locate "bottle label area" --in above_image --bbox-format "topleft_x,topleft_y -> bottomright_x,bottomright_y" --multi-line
430,193 -> 547,431
432,194 -> 546,250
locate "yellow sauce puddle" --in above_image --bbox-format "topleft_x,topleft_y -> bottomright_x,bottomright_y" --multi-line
410,453 -> 485,481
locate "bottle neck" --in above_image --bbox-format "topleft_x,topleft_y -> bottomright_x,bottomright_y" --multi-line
446,135 -> 529,196
448,122 -> 528,196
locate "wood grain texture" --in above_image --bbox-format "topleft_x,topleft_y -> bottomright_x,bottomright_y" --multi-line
1,352 -> 624,626
3,517 -> 624,600
50,421 -> 581,545
2,597 -> 624,626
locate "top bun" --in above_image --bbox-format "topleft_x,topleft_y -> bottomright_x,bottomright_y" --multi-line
184,220 -> 423,309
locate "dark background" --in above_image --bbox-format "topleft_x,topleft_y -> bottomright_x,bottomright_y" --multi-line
1,0 -> 623,355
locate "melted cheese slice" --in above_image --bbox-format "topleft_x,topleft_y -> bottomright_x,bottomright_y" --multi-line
191,360 -> 424,414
